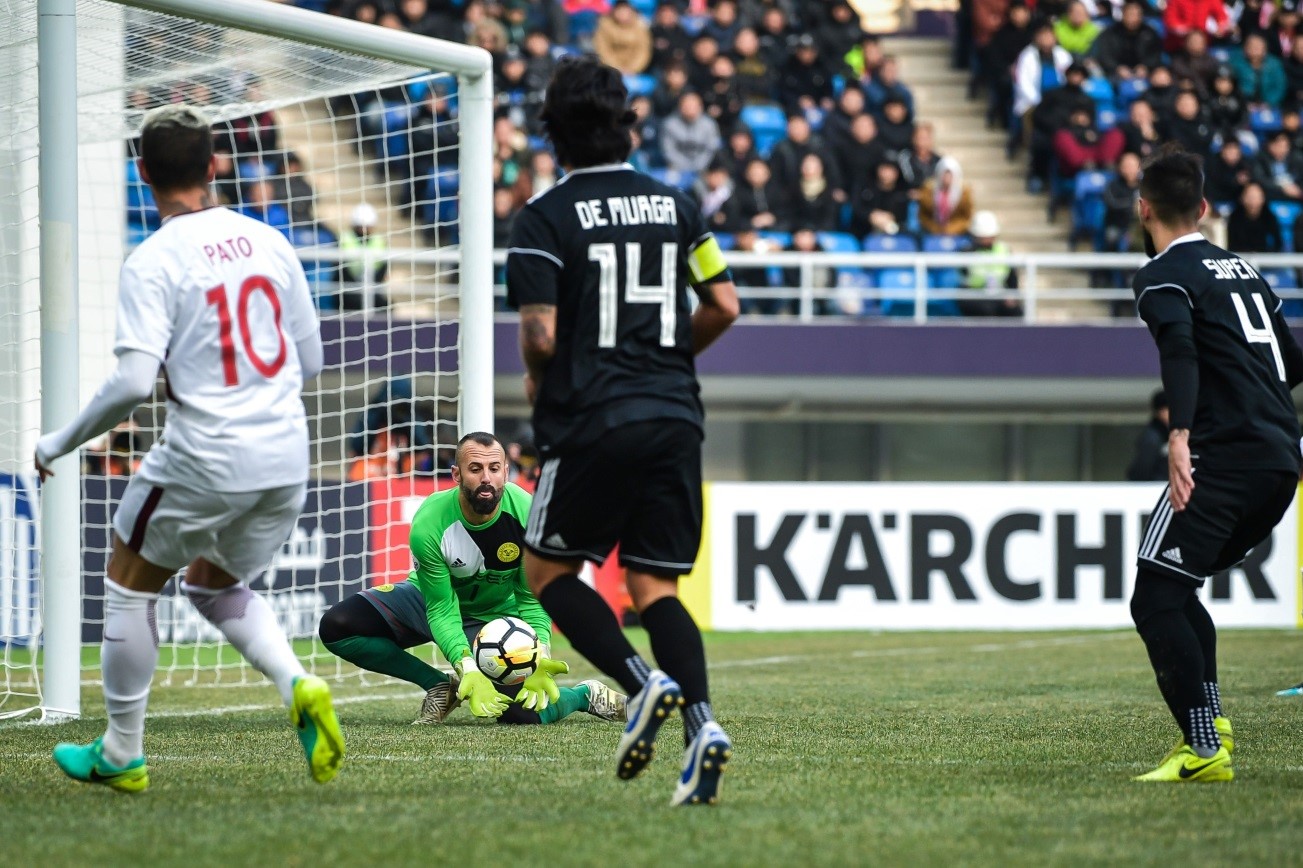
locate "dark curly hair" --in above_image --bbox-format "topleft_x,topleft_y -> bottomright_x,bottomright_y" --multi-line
539,55 -> 636,169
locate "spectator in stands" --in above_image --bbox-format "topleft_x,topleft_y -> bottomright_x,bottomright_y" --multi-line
703,0 -> 742,51
789,154 -> 840,231
837,114 -> 889,199
470,15 -> 509,57
661,90 -> 722,175
703,54 -> 744,132
688,34 -> 721,93
529,150 -> 559,198
865,55 -> 916,118
1172,30 -> 1219,97
1205,138 -> 1252,205
493,186 -> 516,249
780,34 -> 837,112
1275,0 -> 1302,57
1126,390 -> 1170,481
1118,97 -> 1163,158
770,113 -> 844,195
816,1 -> 867,60
1143,64 -> 1179,120
212,145 -> 240,207
732,28 -> 776,104
1284,32 -> 1303,105
1283,105 -> 1303,147
1253,130 -> 1303,202
851,159 -> 912,236
877,95 -> 917,156
241,178 -> 291,236
693,160 -> 735,230
726,158 -> 789,232
399,0 -> 442,38
1163,0 -> 1231,53
918,156 -> 975,236
1227,181 -> 1283,251
347,379 -> 435,480
824,87 -> 870,166
651,61 -> 690,119
981,1 -> 1033,129
899,122 -> 942,189
1029,61 -> 1094,187
1012,21 -> 1072,151
1231,32 -> 1287,108
339,203 -> 390,311
718,127 -> 759,181
492,116 -> 532,206
650,1 -> 691,69
781,228 -> 832,313
1092,0 -> 1163,82
1053,105 -> 1126,174
497,0 -> 532,46
276,152 -> 316,226
593,0 -> 652,74
758,6 -> 794,71
495,49 -> 538,133
1102,151 -> 1143,250
522,30 -> 557,95
1233,0 -> 1274,47
1165,91 -> 1216,154
731,229 -> 784,314
226,75 -> 278,156
1054,1 -> 1101,57
959,210 -> 1022,317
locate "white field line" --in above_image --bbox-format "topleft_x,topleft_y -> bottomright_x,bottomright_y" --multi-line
3,751 -> 561,764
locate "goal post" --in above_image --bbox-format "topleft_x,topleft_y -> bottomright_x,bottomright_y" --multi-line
15,0 -> 495,721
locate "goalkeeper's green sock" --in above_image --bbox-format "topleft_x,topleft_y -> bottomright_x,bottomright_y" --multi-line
538,685 -> 589,725
323,635 -> 448,691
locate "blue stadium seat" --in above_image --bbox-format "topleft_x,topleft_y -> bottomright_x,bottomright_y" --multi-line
713,233 -> 736,251
757,231 -> 791,249
1209,46 -> 1231,63
1145,16 -> 1165,37
922,234 -> 963,253
816,232 -> 861,253
681,14 -> 707,35
1096,107 -> 1119,131
1081,77 -> 1116,110
569,10 -> 601,41
1072,170 -> 1113,249
877,268 -> 918,317
831,268 -> 876,317
863,233 -> 919,253
647,168 -> 696,190
921,235 -> 964,291
125,159 -> 160,231
1251,107 -> 1283,133
1116,78 -> 1148,108
1271,201 -> 1301,249
1263,268 -> 1297,293
739,104 -> 788,158
624,74 -> 657,98
629,0 -> 657,15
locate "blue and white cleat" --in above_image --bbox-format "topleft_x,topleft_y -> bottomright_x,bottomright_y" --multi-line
614,669 -> 682,780
52,736 -> 149,793
1277,681 -> 1303,697
671,720 -> 733,806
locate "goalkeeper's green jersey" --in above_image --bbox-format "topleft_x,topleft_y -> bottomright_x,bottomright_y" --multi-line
406,482 -> 549,664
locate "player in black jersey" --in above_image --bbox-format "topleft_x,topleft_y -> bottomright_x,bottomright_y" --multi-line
506,56 -> 740,806
1129,145 -> 1303,782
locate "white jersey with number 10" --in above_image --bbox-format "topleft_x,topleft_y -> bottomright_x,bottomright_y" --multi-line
115,206 -> 320,493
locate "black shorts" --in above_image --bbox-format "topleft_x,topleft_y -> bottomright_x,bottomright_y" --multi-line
524,419 -> 703,577
1137,468 -> 1297,586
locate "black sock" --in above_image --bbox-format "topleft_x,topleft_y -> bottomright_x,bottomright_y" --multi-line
1183,593 -> 1218,683
1185,706 -> 1222,755
640,597 -> 711,743
1135,608 -> 1207,732
538,574 -> 648,695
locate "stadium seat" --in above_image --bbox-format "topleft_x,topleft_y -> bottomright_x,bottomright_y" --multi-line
877,268 -> 918,316
1117,78 -> 1148,108
647,168 -> 696,190
681,14 -> 707,35
816,232 -> 861,253
1270,201 -> 1301,250
628,0 -> 657,15
713,233 -> 736,251
922,234 -> 964,290
1251,107 -> 1283,133
863,233 -> 919,253
1210,46 -> 1232,63
125,159 -> 160,231
757,231 -> 791,249
832,266 -> 877,316
1145,16 -> 1166,37
568,10 -> 600,41
739,104 -> 787,158
1071,170 -> 1113,249
1096,107 -> 1119,131
1081,77 -> 1116,110
623,74 -> 657,98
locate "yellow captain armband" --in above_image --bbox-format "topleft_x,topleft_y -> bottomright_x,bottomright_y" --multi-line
687,234 -> 731,285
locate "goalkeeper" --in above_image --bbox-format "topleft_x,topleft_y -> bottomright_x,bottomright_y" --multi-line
319,431 -> 626,726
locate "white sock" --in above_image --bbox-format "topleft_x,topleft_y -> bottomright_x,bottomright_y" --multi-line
182,582 -> 305,705
100,579 -> 160,767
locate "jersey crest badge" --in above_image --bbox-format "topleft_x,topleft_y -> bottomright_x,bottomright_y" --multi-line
497,542 -> 520,563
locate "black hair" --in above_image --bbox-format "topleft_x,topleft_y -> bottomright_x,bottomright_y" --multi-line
456,431 -> 505,463
140,105 -> 213,193
1139,143 -> 1205,226
539,55 -> 635,169
1151,389 -> 1168,412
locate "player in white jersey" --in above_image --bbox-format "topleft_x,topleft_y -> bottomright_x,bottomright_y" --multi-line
34,105 -> 344,793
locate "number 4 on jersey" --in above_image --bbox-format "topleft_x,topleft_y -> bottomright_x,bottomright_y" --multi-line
205,276 -> 287,387
1231,292 -> 1286,381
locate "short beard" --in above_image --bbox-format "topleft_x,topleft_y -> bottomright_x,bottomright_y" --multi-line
463,482 -> 502,516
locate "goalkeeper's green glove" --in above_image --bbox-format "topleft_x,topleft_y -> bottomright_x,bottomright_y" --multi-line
515,657 -> 569,711
456,660 -> 509,718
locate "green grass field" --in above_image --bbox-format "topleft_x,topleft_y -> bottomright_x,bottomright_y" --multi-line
3,629 -> 1302,867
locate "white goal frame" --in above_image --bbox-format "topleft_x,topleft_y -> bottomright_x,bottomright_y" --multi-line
36,0 -> 494,719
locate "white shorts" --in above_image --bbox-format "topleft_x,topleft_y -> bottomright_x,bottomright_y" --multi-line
112,476 -> 306,583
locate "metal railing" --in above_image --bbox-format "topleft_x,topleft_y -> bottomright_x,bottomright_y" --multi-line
298,247 -> 1303,324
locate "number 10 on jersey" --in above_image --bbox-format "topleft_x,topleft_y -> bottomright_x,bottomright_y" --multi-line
205,276 -> 287,386
589,242 -> 677,348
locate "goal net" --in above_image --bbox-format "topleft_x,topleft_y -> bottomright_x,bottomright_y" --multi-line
0,0 -> 493,719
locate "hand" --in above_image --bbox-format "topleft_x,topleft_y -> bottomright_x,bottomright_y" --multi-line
1168,430 -> 1194,512
34,436 -> 56,482
515,658 -> 569,711
456,668 -> 509,718
34,453 -> 53,483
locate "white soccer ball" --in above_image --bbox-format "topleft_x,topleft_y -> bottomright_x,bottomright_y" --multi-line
473,616 -> 540,686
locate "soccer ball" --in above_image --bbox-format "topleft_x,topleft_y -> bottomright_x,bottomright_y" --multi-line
473,616 -> 540,686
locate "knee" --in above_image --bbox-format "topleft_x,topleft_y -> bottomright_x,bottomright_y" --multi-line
1130,570 -> 1188,630
318,603 -> 348,645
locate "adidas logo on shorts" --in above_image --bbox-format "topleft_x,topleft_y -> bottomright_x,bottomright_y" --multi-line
1162,547 -> 1184,564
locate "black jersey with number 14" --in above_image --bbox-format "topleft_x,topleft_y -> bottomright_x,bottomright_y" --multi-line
1132,234 -> 1301,472
505,163 -> 727,454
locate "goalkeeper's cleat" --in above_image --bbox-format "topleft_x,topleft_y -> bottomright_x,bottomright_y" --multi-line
412,681 -> 461,725
615,669 -> 682,781
1277,681 -> 1303,697
1134,745 -> 1233,782
1157,716 -> 1235,766
291,675 -> 345,784
671,721 -> 733,806
579,679 -> 627,722
52,737 -> 149,793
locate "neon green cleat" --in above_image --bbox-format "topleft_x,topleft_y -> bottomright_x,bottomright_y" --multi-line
1157,716 -> 1235,766
52,737 -> 149,793
291,675 -> 345,784
1134,745 -> 1233,782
